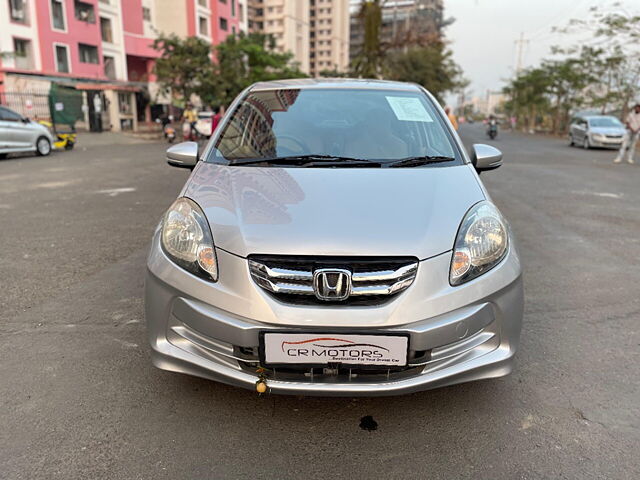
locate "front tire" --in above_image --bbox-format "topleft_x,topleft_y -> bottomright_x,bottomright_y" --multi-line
569,134 -> 574,146
583,136 -> 590,150
36,137 -> 51,156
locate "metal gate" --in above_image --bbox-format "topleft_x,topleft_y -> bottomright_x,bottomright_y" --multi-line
0,91 -> 51,121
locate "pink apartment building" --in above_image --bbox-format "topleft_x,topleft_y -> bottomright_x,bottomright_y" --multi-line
186,0 -> 242,41
1,0 -> 245,131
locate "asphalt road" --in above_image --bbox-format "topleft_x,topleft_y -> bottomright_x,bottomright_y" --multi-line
0,126 -> 638,479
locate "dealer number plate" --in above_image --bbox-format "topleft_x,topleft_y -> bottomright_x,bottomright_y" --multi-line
261,332 -> 408,367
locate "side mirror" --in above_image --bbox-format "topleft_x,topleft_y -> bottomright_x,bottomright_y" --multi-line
166,141 -> 198,169
471,144 -> 503,172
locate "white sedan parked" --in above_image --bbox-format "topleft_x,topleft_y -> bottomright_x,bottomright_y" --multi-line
0,106 -> 55,158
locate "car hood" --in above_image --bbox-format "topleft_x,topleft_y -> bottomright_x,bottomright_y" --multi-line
590,126 -> 625,135
182,163 -> 485,259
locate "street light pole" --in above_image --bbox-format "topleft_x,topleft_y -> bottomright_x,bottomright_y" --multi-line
514,32 -> 529,74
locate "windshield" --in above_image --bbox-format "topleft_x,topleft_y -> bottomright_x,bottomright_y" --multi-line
589,117 -> 623,128
208,88 -> 462,167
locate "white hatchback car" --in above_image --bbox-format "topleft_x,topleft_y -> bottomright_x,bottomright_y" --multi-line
0,106 -> 55,158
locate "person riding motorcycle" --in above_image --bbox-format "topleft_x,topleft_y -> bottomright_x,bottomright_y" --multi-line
182,103 -> 198,140
158,114 -> 176,143
487,115 -> 498,139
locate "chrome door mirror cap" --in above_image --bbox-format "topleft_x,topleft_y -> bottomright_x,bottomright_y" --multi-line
471,143 -> 503,172
166,141 -> 199,169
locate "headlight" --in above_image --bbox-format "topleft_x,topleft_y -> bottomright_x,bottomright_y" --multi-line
450,201 -> 508,286
592,133 -> 604,140
161,197 -> 218,281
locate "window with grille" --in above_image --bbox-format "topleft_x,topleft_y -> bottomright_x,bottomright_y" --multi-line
51,0 -> 66,30
9,0 -> 28,23
13,38 -> 33,69
100,17 -> 113,43
55,45 -> 70,73
79,43 -> 99,64
74,0 -> 95,23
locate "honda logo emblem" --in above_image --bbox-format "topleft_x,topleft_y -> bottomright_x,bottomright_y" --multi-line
313,268 -> 352,301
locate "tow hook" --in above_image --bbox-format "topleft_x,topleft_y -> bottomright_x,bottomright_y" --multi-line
255,367 -> 268,394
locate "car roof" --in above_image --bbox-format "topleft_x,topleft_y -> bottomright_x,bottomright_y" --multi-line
583,115 -> 618,120
249,78 -> 423,92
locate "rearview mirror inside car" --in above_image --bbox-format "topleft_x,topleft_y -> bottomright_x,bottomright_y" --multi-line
471,144 -> 503,172
166,141 -> 198,169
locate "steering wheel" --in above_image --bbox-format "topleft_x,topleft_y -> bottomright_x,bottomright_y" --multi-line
276,135 -> 311,156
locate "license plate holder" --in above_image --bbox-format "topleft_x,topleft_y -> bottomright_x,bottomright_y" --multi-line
259,331 -> 409,368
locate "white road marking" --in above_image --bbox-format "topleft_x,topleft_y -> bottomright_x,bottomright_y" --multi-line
571,190 -> 622,199
111,337 -> 139,348
593,192 -> 622,198
95,187 -> 136,197
0,174 -> 23,181
36,181 -> 75,189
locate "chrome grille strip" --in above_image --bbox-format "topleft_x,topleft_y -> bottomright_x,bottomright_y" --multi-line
351,263 -> 417,283
249,260 -> 313,281
254,277 -> 315,295
249,256 -> 418,302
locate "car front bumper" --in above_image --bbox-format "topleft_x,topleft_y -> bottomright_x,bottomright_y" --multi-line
145,230 -> 524,396
589,136 -> 623,148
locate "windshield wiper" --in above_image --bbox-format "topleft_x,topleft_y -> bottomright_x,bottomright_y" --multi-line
387,155 -> 455,168
227,154 -> 382,167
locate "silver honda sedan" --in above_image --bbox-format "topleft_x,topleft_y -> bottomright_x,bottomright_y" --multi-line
145,79 -> 523,396
0,106 -> 54,158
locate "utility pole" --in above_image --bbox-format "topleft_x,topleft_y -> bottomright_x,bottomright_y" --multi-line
514,32 -> 529,74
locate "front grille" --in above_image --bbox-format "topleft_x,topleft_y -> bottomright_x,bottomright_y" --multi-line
606,134 -> 623,139
248,255 -> 418,305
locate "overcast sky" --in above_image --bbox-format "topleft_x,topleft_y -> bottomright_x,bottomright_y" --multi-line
443,0 -> 639,105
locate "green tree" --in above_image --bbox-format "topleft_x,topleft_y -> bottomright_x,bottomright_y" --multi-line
555,5 -> 640,117
542,53 -> 596,134
351,0 -> 384,78
211,33 -> 306,105
318,67 -> 349,78
504,68 -> 551,132
351,1 -> 465,101
152,34 -> 214,104
385,42 -> 467,103
504,48 -> 605,133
